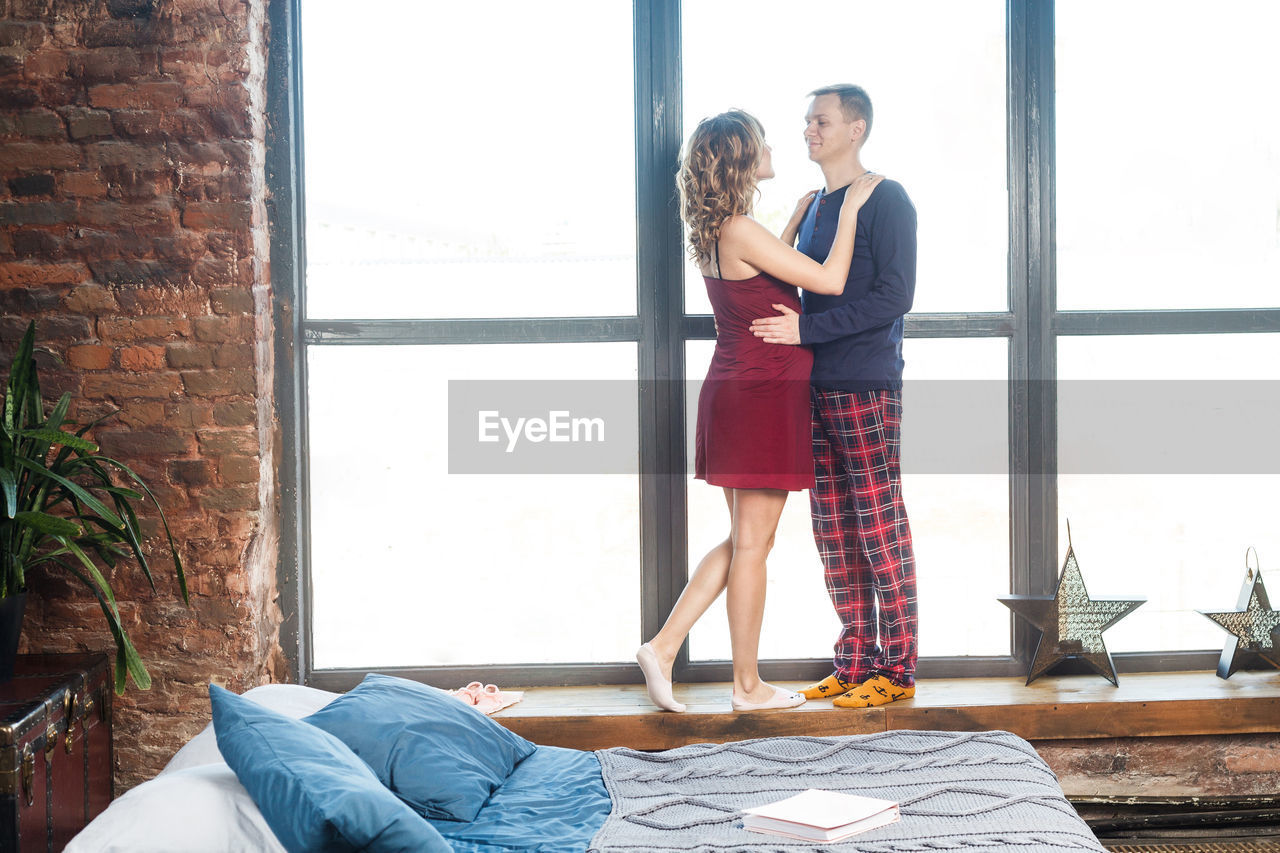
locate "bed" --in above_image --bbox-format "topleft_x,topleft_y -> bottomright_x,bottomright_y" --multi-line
67,677 -> 1106,852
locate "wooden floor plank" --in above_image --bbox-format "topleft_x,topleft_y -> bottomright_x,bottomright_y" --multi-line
492,670 -> 1280,750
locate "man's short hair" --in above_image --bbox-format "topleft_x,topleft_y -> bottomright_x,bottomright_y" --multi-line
809,84 -> 873,142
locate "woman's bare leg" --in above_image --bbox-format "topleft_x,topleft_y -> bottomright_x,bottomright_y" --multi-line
725,487 -> 788,704
645,488 -> 735,679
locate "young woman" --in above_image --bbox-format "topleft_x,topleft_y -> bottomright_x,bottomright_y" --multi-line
637,110 -> 882,712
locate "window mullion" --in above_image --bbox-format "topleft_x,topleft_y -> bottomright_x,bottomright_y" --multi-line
1008,0 -> 1059,669
635,0 -> 687,661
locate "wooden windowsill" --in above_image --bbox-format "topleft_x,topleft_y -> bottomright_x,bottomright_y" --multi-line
492,669 -> 1280,750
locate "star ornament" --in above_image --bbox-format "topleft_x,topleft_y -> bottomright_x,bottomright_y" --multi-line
999,545 -> 1146,686
1199,563 -> 1280,679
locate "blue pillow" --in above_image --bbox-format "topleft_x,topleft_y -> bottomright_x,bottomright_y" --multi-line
304,673 -> 536,822
209,685 -> 452,853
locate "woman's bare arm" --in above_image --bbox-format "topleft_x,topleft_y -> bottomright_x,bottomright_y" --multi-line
720,173 -> 883,295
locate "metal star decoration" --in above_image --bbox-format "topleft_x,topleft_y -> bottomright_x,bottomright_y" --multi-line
998,531 -> 1146,686
1199,550 -> 1280,679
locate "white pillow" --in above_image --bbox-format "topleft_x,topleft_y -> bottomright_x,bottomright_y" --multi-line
64,764 -> 286,853
162,683 -> 341,775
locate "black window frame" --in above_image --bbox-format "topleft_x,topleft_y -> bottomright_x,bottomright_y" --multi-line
267,0 -> 1280,691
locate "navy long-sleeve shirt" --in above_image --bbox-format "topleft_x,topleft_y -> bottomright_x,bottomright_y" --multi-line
796,179 -> 917,391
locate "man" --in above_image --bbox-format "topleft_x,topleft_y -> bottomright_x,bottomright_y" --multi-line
750,84 -> 918,709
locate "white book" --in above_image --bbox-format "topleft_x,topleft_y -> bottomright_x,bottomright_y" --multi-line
740,788 -> 900,842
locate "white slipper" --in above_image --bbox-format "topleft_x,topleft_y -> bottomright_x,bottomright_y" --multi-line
731,685 -> 806,712
636,644 -> 686,712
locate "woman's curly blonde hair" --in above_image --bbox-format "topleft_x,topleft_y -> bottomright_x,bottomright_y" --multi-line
677,110 -> 766,268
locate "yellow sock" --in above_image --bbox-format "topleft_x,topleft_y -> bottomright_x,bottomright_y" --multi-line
832,675 -> 916,709
800,673 -> 855,700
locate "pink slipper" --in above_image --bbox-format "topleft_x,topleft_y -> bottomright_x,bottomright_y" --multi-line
447,682 -> 524,715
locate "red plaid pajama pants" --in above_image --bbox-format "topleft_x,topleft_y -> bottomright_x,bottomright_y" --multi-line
810,387 -> 918,687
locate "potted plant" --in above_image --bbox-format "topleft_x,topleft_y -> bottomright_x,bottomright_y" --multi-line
0,321 -> 187,693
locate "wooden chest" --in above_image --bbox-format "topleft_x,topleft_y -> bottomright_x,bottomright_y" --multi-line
0,654 -> 112,853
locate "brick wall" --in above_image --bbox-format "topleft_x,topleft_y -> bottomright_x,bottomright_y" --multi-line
1036,734 -> 1280,798
0,0 -> 283,789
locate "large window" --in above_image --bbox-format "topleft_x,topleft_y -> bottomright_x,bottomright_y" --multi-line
271,0 -> 1280,689
1053,0 -> 1280,659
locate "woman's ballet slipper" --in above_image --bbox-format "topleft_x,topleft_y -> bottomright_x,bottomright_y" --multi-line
636,643 -> 685,712
731,685 -> 806,712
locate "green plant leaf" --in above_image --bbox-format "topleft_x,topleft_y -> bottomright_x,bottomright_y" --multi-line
3,322 -> 183,691
13,511 -> 81,538
73,454 -> 186,604
51,534 -> 120,619
52,556 -> 149,693
101,485 -> 145,501
17,428 -> 98,454
4,323 -> 36,436
0,468 -> 15,518
14,457 -> 125,529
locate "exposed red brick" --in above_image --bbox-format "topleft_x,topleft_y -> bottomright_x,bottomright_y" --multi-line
181,201 -> 252,231
212,398 -> 254,426
118,344 -> 165,371
0,260 -> 87,287
61,107 -> 114,140
1035,735 -> 1280,798
181,368 -> 254,397
57,171 -> 109,198
165,342 -> 212,369
15,109 -> 65,138
199,484 -> 258,513
213,343 -> 252,369
77,200 -> 177,229
65,344 -> 112,370
195,427 -> 257,455
97,316 -> 192,342
159,44 -> 235,83
62,284 -> 119,313
168,458 -> 214,486
111,284 -> 209,315
84,140 -> 169,171
189,254 -> 250,287
1223,745 -> 1280,774
192,314 -> 250,343
72,46 -> 149,83
20,48 -> 69,79
81,371 -> 182,399
82,24 -> 165,53
0,142 -> 80,170
12,0 -> 282,794
209,286 -> 253,314
87,81 -> 183,110
218,454 -> 257,484
9,228 -> 66,259
0,87 -> 40,109
1,315 -> 91,344
217,511 -> 259,540
0,21 -> 49,48
96,426 -> 195,458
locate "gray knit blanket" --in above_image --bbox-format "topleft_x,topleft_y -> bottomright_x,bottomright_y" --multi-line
588,730 -> 1105,852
